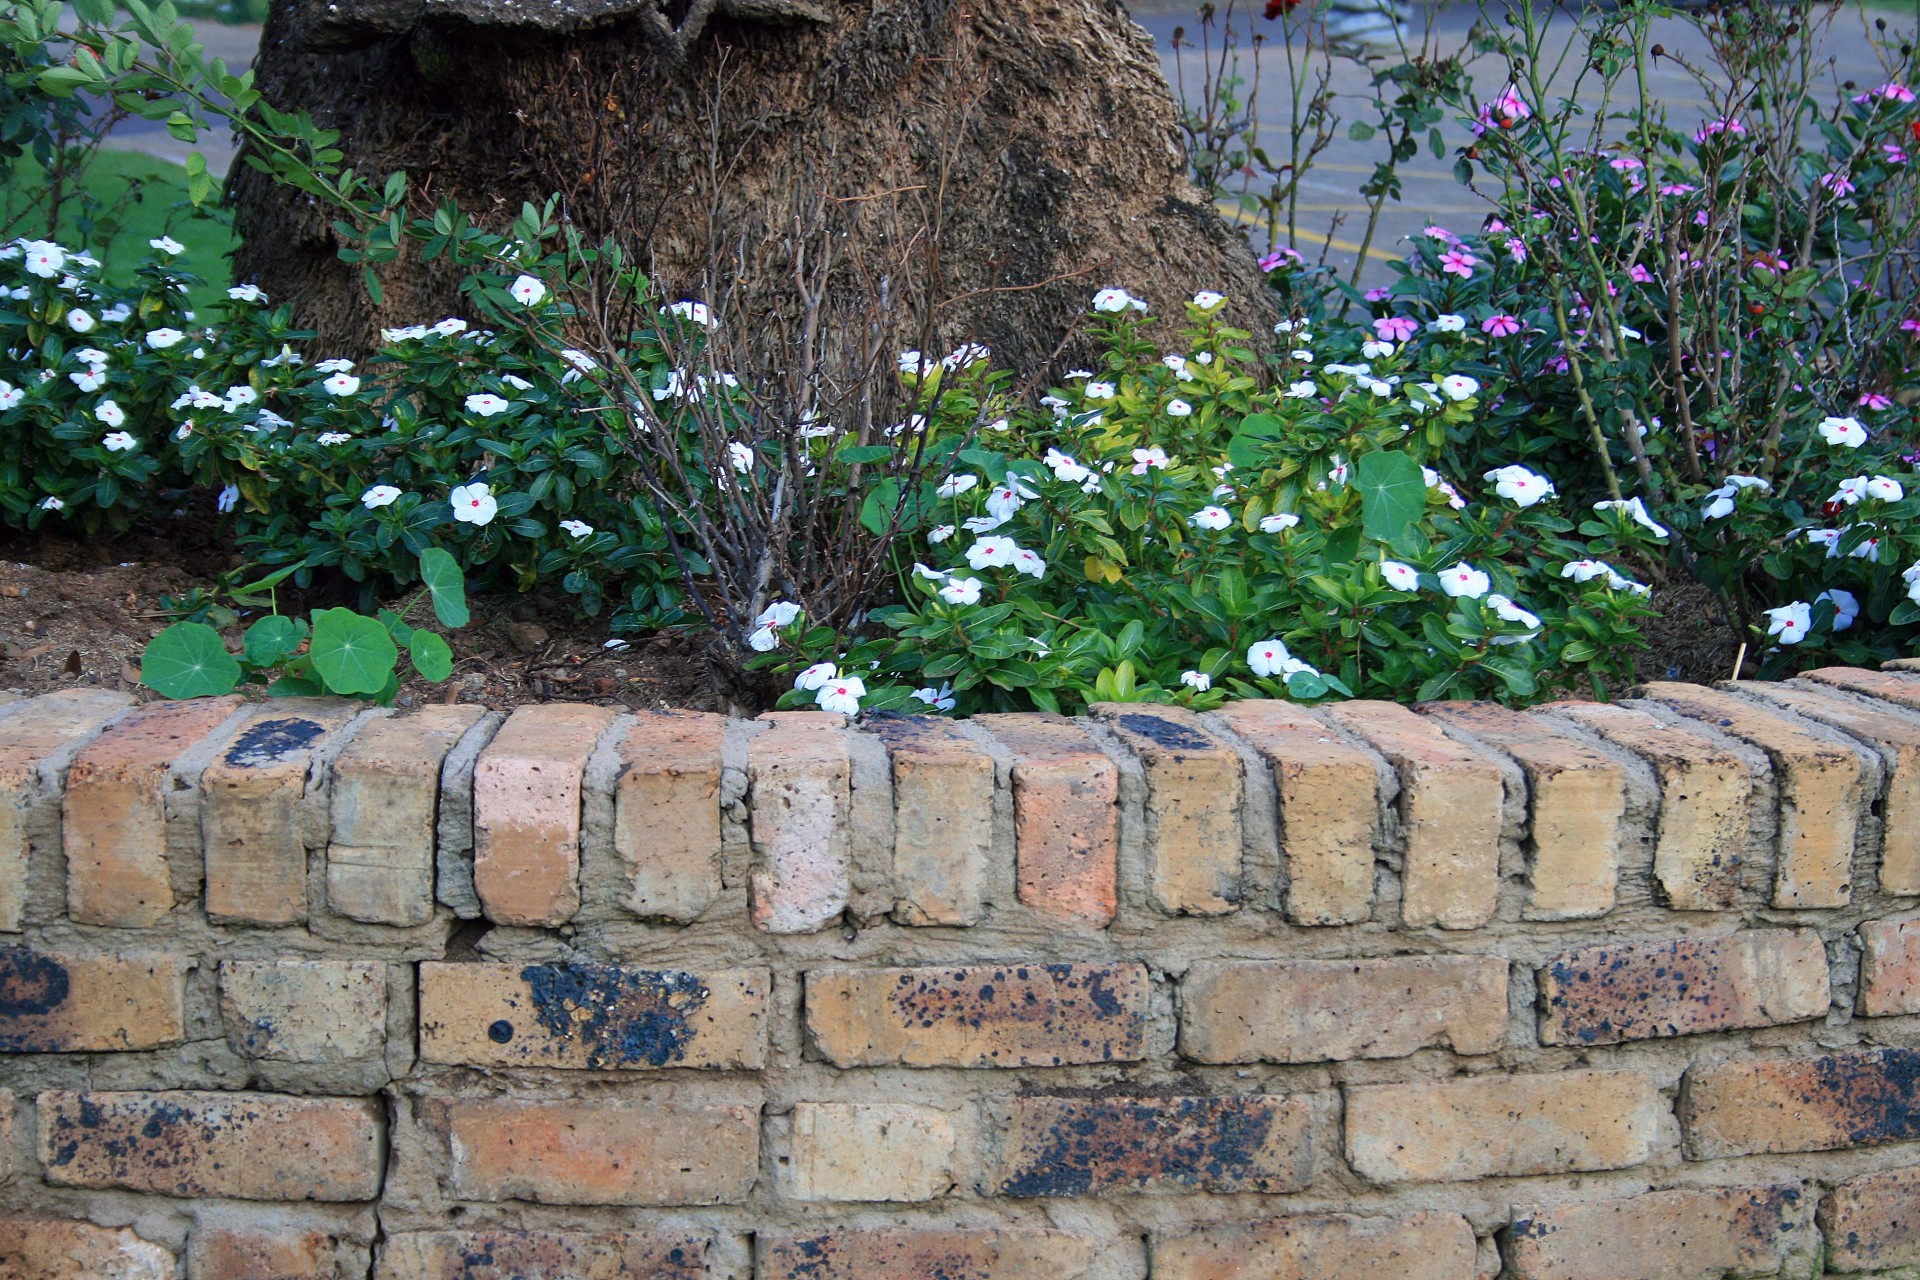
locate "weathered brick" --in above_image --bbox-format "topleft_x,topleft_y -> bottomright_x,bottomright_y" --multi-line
0,1092 -> 11,1181
0,1219 -> 175,1280
1507,1185 -> 1810,1280
975,713 -> 1118,926
433,1096 -> 758,1205
202,702 -> 359,925
1320,701 -> 1503,929
993,1093 -> 1310,1196
418,962 -> 766,1069
189,1227 -> 344,1280
865,713 -> 994,926
219,959 -> 387,1061
1346,1069 -> 1660,1183
0,948 -> 186,1051
806,962 -> 1148,1068
1093,705 -> 1244,915
747,717 -> 851,933
1822,1165 -> 1920,1272
1179,955 -> 1506,1064
1213,700 -> 1377,925
472,704 -> 616,926
611,710 -> 725,922
327,705 -> 485,925
1538,929 -> 1829,1046
38,1090 -> 383,1200
757,1229 -> 1094,1280
1641,683 -> 1866,908
0,688 -> 131,931
375,1230 -> 710,1280
1861,917 -> 1920,1016
1422,702 -> 1625,919
1548,701 -> 1753,910
1682,1047 -> 1920,1157
787,1101 -> 957,1201
1151,1212 -> 1477,1280
1804,665 -> 1920,713
64,697 -> 241,927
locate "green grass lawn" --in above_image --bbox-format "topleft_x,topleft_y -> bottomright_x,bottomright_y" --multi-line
2,147 -> 236,310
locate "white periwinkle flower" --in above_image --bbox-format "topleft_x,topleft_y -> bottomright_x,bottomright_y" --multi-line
317,431 -> 351,445
560,519 -> 594,539
148,235 -> 184,255
1438,373 -> 1481,401
361,485 -> 401,509
928,524 -> 955,543
815,674 -> 866,715
145,327 -> 185,350
0,381 -> 21,411
1085,381 -> 1116,401
1286,380 -> 1318,399
1259,512 -> 1300,534
1765,600 -> 1813,644
93,399 -> 125,428
939,576 -> 983,605
450,482 -> 498,526
728,441 -> 754,474
1593,497 -> 1670,538
1189,505 -> 1232,531
1818,415 -> 1868,447
322,372 -> 361,396
509,274 -> 546,306
228,284 -> 267,304
1192,290 -> 1225,309
100,430 -> 137,452
1361,340 -> 1395,360
464,392 -> 510,417
66,309 -> 93,333
1485,463 -> 1556,507
937,474 -> 979,498
1246,638 -> 1293,678
216,484 -> 239,513
794,662 -> 838,691
1091,287 -> 1137,313
1816,588 -> 1861,631
756,600 -> 802,630
1867,475 -> 1905,502
1438,563 -> 1491,599
667,300 -> 714,328
1044,448 -> 1092,484
1166,398 -> 1193,418
986,479 -> 1038,521
1011,546 -> 1048,579
912,683 -> 958,711
1428,313 -> 1467,333
746,624 -> 780,652
39,496 -> 63,511
1180,670 -> 1212,691
1379,560 -> 1420,591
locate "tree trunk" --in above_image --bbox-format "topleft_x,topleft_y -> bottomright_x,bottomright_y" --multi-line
232,0 -> 1275,371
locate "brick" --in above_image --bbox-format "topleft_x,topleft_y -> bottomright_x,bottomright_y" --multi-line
1179,955 -> 1506,1064
747,718 -> 851,933
219,959 -> 387,1061
1346,1068 -> 1660,1183
1641,683 -> 1866,908
1507,1185 -> 1810,1280
1743,678 -> 1920,895
0,1219 -> 175,1280
418,961 -> 766,1069
612,710 -> 725,921
1682,1047 -> 1920,1157
994,1093 -> 1310,1195
1320,701 -> 1502,929
39,1090 -> 382,1200
806,961 -> 1148,1068
0,1093 -> 11,1180
1550,701 -> 1753,910
1151,1212 -> 1477,1280
1213,701 -> 1377,925
202,702 -> 359,925
64,698 -> 241,927
0,689 -> 131,931
757,1229 -> 1094,1280
865,713 -> 994,926
472,704 -> 616,926
1422,702 -> 1626,919
327,705 -> 485,925
976,713 -> 1118,926
1861,917 -> 1920,1015
375,1230 -> 709,1280
1803,665 -> 1920,713
0,948 -> 185,1051
1822,1165 -> 1920,1272
1093,705 -> 1244,914
787,1101 -> 957,1201
1538,929 -> 1829,1046
189,1227 -> 341,1280
434,1096 -> 758,1205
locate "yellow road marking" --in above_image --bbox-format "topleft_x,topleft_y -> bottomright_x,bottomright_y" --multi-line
1214,199 -> 1401,264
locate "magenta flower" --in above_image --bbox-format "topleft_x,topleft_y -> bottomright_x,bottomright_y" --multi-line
1485,217 -> 1508,233
1505,239 -> 1527,264
1853,82 -> 1917,105
1364,286 -> 1392,302
1818,172 -> 1857,196
1423,224 -> 1454,242
1258,247 -> 1304,272
1628,263 -> 1653,284
1440,248 -> 1478,278
1482,314 -> 1523,337
1374,316 -> 1419,342
1694,118 -> 1746,144
1902,317 -> 1920,335
1658,182 -> 1697,196
1860,393 -> 1894,411
1750,251 -> 1789,274
1883,143 -> 1909,165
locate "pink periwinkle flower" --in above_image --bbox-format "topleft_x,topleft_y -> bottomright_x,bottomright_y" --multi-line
1628,263 -> 1653,284
1423,224 -> 1454,242
1860,393 -> 1894,411
1482,314 -> 1523,337
1485,217 -> 1508,233
1364,286 -> 1392,302
1659,182 -> 1698,196
1818,172 -> 1857,197
1694,118 -> 1747,144
1374,316 -> 1419,342
1750,251 -> 1789,275
1258,247 -> 1304,272
1506,239 -> 1528,264
1853,82 -> 1917,105
1609,156 -> 1643,171
1440,248 -> 1478,278
1883,143 -> 1909,165
1694,210 -> 1710,227
1903,317 -> 1920,335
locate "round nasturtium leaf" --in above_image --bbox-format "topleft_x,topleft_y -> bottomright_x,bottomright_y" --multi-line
140,622 -> 243,699
409,629 -> 454,682
419,547 -> 469,629
243,614 -> 305,667
309,607 -> 399,696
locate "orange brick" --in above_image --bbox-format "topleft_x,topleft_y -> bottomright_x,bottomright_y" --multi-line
0,1219 -> 174,1280
976,713 -> 1118,926
1214,701 -> 1377,925
1508,1185 -> 1810,1280
1346,1069 -> 1660,1183
747,718 -> 851,933
0,949 -> 185,1051
472,704 -> 613,926
865,713 -> 994,926
1151,1212 -> 1477,1280
374,1230 -> 710,1280
39,1089 -> 383,1200
1320,701 -> 1504,929
806,962 -> 1148,1067
418,961 -> 767,1069
219,959 -> 387,1061
1682,1048 -> 1920,1157
1179,955 -> 1507,1063
188,1226 -> 346,1280
0,689 -> 131,931
432,1096 -> 758,1205
1422,702 -> 1626,919
1861,917 -> 1920,1016
1538,929 -> 1829,1045
1822,1165 -> 1920,1272
1641,683 -> 1867,908
1803,666 -> 1920,712
993,1093 -> 1311,1195
1093,705 -> 1244,915
757,1229 -> 1094,1280
64,697 -> 241,927
611,711 -> 726,921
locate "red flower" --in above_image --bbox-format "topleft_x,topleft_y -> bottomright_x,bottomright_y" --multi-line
1264,0 -> 1302,17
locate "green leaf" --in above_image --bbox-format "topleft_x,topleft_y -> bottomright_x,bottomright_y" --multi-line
243,614 -> 304,666
838,444 -> 894,464
141,623 -> 242,698
859,478 -> 902,536
419,547 -> 469,628
309,608 -> 399,696
409,630 -> 454,682
1354,451 -> 1427,544
1226,413 -> 1285,470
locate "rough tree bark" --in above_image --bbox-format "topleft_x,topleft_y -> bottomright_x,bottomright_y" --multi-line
231,0 -> 1275,369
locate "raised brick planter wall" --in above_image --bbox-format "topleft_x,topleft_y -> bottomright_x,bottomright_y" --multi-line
4,670 -> 1920,1278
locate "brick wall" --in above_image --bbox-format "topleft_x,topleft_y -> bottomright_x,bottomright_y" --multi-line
5,669 -> 1920,1278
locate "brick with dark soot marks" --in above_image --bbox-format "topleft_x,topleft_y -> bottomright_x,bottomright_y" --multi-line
1537,929 -> 1829,1045
1683,1047 -> 1920,1157
993,1094 -> 1312,1195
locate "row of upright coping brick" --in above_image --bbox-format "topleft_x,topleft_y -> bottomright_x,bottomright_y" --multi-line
5,663 -> 1920,939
